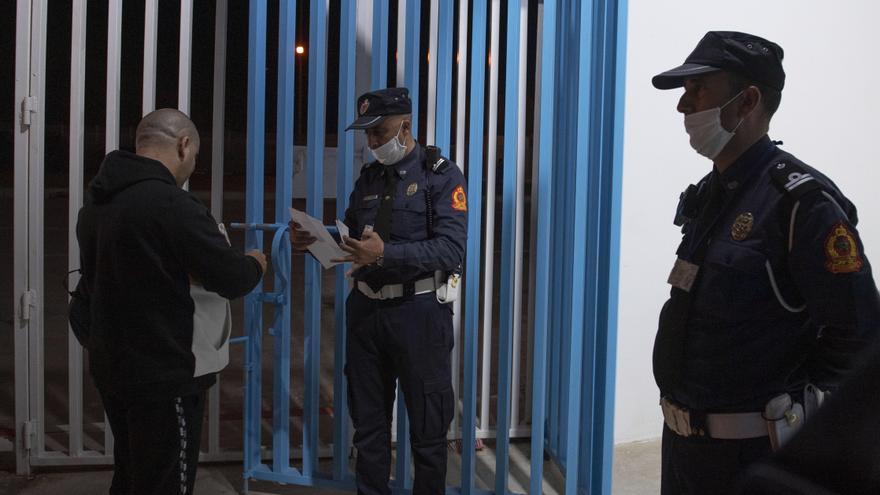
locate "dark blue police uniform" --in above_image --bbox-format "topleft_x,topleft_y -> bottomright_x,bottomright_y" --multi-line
343,143 -> 467,495
655,136 -> 880,493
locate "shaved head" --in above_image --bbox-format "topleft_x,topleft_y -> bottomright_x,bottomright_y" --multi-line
136,108 -> 200,151
136,108 -> 200,186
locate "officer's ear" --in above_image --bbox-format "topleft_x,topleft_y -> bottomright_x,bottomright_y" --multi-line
740,86 -> 763,118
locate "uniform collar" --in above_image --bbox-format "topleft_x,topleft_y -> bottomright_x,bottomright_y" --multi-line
380,142 -> 423,180
715,135 -> 774,193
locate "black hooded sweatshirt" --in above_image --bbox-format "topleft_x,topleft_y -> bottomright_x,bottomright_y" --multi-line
76,151 -> 263,400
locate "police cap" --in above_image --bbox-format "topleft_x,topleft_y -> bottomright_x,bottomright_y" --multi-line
345,87 -> 412,130
652,31 -> 785,91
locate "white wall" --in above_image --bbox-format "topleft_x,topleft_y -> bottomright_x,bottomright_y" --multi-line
615,0 -> 880,444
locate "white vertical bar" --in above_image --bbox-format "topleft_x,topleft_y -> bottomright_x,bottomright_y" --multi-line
509,1 -> 529,429
179,0 -> 193,115
425,0 -> 438,144
208,0 -> 228,455
211,0 -> 227,221
450,0 -> 468,437
524,2 -> 545,426
106,1 -> 122,153
27,0 -> 48,459
479,0 -> 501,432
143,0 -> 158,115
68,0 -> 88,457
396,0 -> 405,85
106,0 -> 122,454
13,0 -> 34,475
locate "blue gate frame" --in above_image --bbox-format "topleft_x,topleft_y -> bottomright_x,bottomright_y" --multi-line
233,1 -> 628,493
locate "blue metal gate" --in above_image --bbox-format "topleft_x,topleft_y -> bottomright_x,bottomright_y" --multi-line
234,1 -> 627,493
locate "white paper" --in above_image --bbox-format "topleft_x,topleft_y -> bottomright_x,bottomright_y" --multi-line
335,219 -> 350,240
289,207 -> 349,269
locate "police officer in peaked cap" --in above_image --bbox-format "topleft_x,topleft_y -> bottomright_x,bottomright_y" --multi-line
651,31 -> 880,493
290,87 -> 468,494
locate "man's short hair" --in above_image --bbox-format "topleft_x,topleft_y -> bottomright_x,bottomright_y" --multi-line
135,109 -> 199,150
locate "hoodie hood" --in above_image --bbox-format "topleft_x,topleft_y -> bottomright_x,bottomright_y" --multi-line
88,150 -> 176,204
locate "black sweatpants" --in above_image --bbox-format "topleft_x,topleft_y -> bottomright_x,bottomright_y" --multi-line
99,388 -> 206,495
345,290 -> 455,495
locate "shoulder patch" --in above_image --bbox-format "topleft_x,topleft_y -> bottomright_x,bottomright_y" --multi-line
824,222 -> 863,274
769,161 -> 822,200
451,185 -> 467,212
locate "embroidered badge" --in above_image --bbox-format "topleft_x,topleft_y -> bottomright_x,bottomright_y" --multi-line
451,185 -> 467,212
730,212 -> 754,241
359,98 -> 370,115
824,222 -> 863,274
406,182 -> 418,196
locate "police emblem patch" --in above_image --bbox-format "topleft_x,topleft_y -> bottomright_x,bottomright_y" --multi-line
451,185 -> 467,212
730,212 -> 754,241
359,99 -> 370,115
824,222 -> 863,274
406,182 -> 418,196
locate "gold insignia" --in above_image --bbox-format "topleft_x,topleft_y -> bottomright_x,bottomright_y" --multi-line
730,212 -> 754,241
451,185 -> 467,212
359,99 -> 370,115
824,222 -> 863,274
406,182 -> 418,196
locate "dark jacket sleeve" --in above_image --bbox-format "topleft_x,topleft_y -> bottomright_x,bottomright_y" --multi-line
788,192 -> 880,387
166,193 -> 264,299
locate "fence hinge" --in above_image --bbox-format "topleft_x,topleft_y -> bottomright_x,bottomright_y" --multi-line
22,421 -> 36,451
19,290 -> 37,322
21,96 -> 37,128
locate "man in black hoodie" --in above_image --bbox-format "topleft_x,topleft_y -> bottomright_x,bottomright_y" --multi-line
76,109 -> 266,494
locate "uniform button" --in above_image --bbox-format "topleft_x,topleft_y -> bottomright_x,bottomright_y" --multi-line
727,181 -> 739,190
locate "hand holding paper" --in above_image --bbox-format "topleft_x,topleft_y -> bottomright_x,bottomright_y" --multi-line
289,208 -> 349,269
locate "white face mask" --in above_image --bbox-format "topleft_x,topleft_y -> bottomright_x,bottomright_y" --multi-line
684,91 -> 745,160
370,121 -> 409,165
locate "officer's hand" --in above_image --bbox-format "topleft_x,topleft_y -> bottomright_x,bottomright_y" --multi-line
246,250 -> 268,275
334,230 -> 384,266
288,221 -> 317,251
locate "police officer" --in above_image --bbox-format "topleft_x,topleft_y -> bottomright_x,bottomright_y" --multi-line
289,87 -> 467,495
651,31 -> 880,493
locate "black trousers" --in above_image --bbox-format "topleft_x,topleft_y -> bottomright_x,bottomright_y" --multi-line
662,424 -> 772,495
345,290 -> 455,495
99,388 -> 206,495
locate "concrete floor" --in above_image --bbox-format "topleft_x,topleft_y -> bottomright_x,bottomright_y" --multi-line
0,439 -> 661,494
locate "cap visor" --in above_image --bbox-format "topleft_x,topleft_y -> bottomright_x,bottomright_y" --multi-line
345,115 -> 385,131
652,63 -> 720,89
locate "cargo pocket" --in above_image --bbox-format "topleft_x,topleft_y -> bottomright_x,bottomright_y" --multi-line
422,379 -> 454,439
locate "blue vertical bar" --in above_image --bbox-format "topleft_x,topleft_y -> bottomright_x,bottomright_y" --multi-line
371,0 -> 389,89
272,0 -> 296,475
462,2 -> 488,493
588,1 -> 627,493
393,1 -> 421,489
404,0 -> 421,134
495,0 -> 523,492
244,0 -> 267,478
529,0 -> 557,492
434,0 -> 454,152
334,0 -> 357,482
303,0 -> 328,478
563,0 -> 594,491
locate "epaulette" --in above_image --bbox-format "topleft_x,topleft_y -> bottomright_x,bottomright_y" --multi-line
424,145 -> 450,174
769,161 -> 823,201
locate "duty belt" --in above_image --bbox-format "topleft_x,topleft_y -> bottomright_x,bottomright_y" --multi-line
356,275 -> 438,300
660,397 -> 768,440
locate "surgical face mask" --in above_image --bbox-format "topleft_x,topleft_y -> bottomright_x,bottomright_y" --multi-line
684,91 -> 745,160
370,121 -> 409,165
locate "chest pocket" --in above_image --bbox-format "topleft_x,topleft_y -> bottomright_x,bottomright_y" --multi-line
390,195 -> 428,242
696,241 -> 776,318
